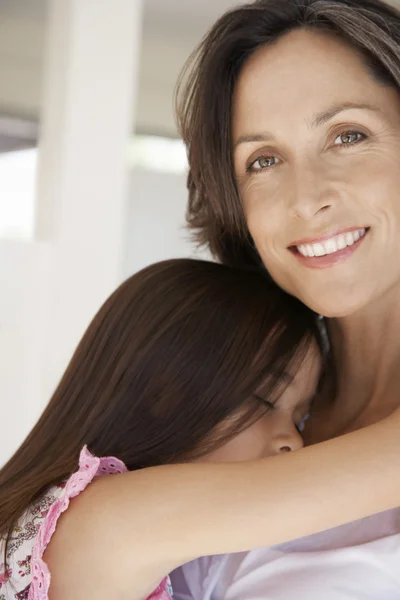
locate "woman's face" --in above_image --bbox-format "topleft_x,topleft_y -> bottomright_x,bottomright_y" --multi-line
200,344 -> 321,463
232,29 -> 400,317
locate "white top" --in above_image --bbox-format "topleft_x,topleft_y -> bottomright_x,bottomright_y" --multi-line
170,509 -> 400,599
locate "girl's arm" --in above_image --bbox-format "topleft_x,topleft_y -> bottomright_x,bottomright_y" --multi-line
45,412 -> 400,600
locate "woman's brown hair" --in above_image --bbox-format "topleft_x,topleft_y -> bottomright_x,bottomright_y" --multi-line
0,258 -> 320,558
176,0 -> 400,268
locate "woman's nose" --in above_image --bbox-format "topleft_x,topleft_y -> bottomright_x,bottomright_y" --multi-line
288,163 -> 337,221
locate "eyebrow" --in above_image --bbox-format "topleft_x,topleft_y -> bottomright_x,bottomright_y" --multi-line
253,371 -> 294,405
233,102 -> 382,149
310,101 -> 382,128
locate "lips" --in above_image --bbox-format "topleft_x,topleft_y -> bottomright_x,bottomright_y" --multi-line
295,228 -> 367,258
288,227 -> 369,268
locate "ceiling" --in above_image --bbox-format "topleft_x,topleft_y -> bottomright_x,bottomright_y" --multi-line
0,0 -> 246,140
143,0 -> 246,32
0,0 -> 399,143
0,0 -> 242,26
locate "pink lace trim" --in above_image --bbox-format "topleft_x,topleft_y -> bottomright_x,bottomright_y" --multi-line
28,446 -> 172,600
148,577 -> 173,600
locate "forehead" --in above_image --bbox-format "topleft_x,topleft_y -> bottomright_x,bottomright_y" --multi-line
290,341 -> 322,385
257,341 -> 322,406
232,28 -> 395,137
277,343 -> 323,409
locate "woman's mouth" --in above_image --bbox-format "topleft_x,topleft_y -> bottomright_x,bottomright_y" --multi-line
289,227 -> 369,268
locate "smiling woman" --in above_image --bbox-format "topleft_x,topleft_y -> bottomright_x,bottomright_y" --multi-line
172,0 -> 400,598
230,28 -> 400,317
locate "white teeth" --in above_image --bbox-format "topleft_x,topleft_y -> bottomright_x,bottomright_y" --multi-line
296,228 -> 366,258
306,244 -> 315,257
337,234 -> 347,250
325,238 -> 338,254
313,243 -> 325,257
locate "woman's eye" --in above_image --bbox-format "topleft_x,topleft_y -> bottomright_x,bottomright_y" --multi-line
333,131 -> 365,147
247,155 -> 279,172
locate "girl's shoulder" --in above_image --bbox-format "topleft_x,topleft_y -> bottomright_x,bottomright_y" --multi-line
1,483 -> 64,600
1,447 -> 173,600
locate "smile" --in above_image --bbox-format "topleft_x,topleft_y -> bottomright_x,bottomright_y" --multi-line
289,227 -> 369,269
296,228 -> 367,257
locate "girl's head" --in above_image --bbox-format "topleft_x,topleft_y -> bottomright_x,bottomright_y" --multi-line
0,259 -> 322,539
178,0 -> 400,317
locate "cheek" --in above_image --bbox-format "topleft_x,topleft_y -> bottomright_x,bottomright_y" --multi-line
245,201 -> 293,291
242,175 -> 282,218
361,170 -> 400,225
242,179 -> 286,252
342,142 -> 400,215
203,421 -> 274,463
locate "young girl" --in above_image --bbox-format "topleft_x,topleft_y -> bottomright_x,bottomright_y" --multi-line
0,259 -> 399,600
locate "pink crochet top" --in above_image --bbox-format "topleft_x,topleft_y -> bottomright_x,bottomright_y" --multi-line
0,446 -> 173,600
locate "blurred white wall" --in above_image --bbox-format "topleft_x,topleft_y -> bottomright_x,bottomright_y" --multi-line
0,166 -> 210,465
125,169 -> 209,276
0,241 -> 52,459
0,0 -> 232,465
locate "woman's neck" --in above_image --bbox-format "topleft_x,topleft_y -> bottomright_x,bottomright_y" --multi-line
308,284 -> 400,442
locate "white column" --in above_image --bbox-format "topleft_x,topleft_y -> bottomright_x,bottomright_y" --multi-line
36,0 -> 143,399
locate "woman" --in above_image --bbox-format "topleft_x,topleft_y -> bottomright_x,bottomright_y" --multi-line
171,0 -> 400,598
1,258 -> 400,600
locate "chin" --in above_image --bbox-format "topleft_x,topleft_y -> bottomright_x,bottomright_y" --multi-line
267,269 -> 377,319
298,289 -> 372,319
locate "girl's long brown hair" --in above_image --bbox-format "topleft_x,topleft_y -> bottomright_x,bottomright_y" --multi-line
176,0 -> 400,267
0,258 -> 319,559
